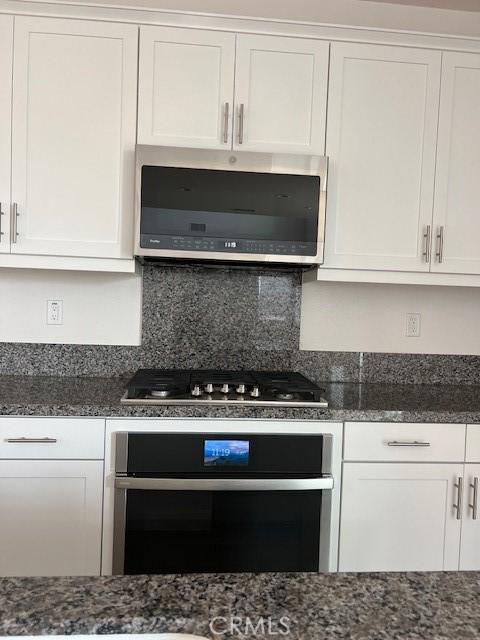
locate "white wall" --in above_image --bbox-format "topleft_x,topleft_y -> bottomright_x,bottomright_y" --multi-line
62,0 -> 480,38
0,268 -> 142,345
300,280 -> 480,355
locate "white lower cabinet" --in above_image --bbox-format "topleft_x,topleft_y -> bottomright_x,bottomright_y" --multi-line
339,462 -> 463,572
0,417 -> 105,577
0,459 -> 103,577
459,464 -> 480,570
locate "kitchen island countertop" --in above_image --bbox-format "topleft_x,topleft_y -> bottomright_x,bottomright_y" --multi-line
0,572 -> 479,639
1,375 -> 480,423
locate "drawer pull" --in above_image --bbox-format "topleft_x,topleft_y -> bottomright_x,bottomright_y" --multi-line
5,437 -> 57,444
387,440 -> 431,447
469,477 -> 479,521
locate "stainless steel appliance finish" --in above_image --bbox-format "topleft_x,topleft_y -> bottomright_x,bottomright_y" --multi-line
112,432 -> 334,575
135,145 -> 328,265
121,393 -> 328,408
121,369 -> 329,408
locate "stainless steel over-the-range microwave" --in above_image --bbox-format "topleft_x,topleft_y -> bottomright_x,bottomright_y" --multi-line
135,146 -> 328,265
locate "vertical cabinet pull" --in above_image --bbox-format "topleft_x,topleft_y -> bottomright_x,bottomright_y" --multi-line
222,102 -> 229,144
436,226 -> 444,263
11,202 -> 19,243
454,477 -> 463,520
0,201 -> 4,240
422,225 -> 431,263
469,477 -> 479,521
238,103 -> 245,144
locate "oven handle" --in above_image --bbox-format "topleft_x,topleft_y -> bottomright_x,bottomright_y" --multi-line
115,476 -> 334,491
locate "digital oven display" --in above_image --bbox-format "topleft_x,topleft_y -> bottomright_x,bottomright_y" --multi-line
204,440 -> 250,466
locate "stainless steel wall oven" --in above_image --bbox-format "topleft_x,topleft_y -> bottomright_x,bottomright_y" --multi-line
113,432 -> 334,574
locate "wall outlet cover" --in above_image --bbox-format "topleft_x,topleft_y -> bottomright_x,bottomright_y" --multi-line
406,312 -> 421,338
47,300 -> 63,325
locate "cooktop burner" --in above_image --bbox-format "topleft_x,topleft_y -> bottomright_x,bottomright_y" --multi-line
121,369 -> 328,408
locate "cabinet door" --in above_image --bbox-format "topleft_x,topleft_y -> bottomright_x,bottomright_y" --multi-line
234,35 -> 329,154
138,26 -> 235,149
339,463 -> 462,572
0,460 -> 103,577
11,17 -> 137,258
324,43 -> 441,272
0,15 -> 13,253
432,52 -> 480,275
460,464 -> 480,570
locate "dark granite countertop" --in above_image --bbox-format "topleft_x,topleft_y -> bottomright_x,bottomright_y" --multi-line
0,572 -> 479,639
1,375 -> 480,423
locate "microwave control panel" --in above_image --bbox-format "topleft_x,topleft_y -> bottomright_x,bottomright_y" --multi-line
140,234 -> 316,256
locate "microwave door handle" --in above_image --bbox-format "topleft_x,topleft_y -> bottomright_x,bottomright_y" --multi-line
115,476 -> 334,491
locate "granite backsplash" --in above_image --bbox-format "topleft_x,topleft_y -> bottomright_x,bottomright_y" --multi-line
1,263 -> 480,385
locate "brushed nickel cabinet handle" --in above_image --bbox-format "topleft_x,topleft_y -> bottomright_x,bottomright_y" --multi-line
0,201 -> 4,239
469,477 -> 479,520
238,103 -> 245,144
423,225 -> 431,263
11,202 -> 18,243
436,226 -> 444,263
387,440 -> 431,447
222,102 -> 229,144
5,437 -> 57,444
454,477 -> 463,520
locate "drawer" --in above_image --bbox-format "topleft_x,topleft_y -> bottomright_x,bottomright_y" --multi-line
0,418 -> 105,459
344,422 -> 466,462
466,425 -> 480,462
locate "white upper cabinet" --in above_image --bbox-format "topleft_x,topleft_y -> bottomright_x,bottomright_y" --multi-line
233,34 -> 329,154
0,15 -> 13,254
431,52 -> 480,275
138,26 -> 235,148
324,43 -> 441,272
137,28 -> 328,153
10,17 -> 138,259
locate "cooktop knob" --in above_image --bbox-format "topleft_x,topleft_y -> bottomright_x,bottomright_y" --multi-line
250,386 -> 260,398
236,384 -> 246,394
191,384 -> 202,397
221,383 -> 230,394
205,383 -> 214,394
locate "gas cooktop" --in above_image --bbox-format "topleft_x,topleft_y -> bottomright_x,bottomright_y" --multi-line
121,369 -> 328,408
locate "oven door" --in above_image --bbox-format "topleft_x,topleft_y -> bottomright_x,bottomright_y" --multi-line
113,477 -> 333,575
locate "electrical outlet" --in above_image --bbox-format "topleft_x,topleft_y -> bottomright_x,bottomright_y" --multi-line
406,313 -> 421,338
47,300 -> 63,325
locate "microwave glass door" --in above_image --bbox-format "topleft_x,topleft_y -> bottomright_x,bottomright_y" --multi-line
140,166 -> 320,256
122,488 -> 322,574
